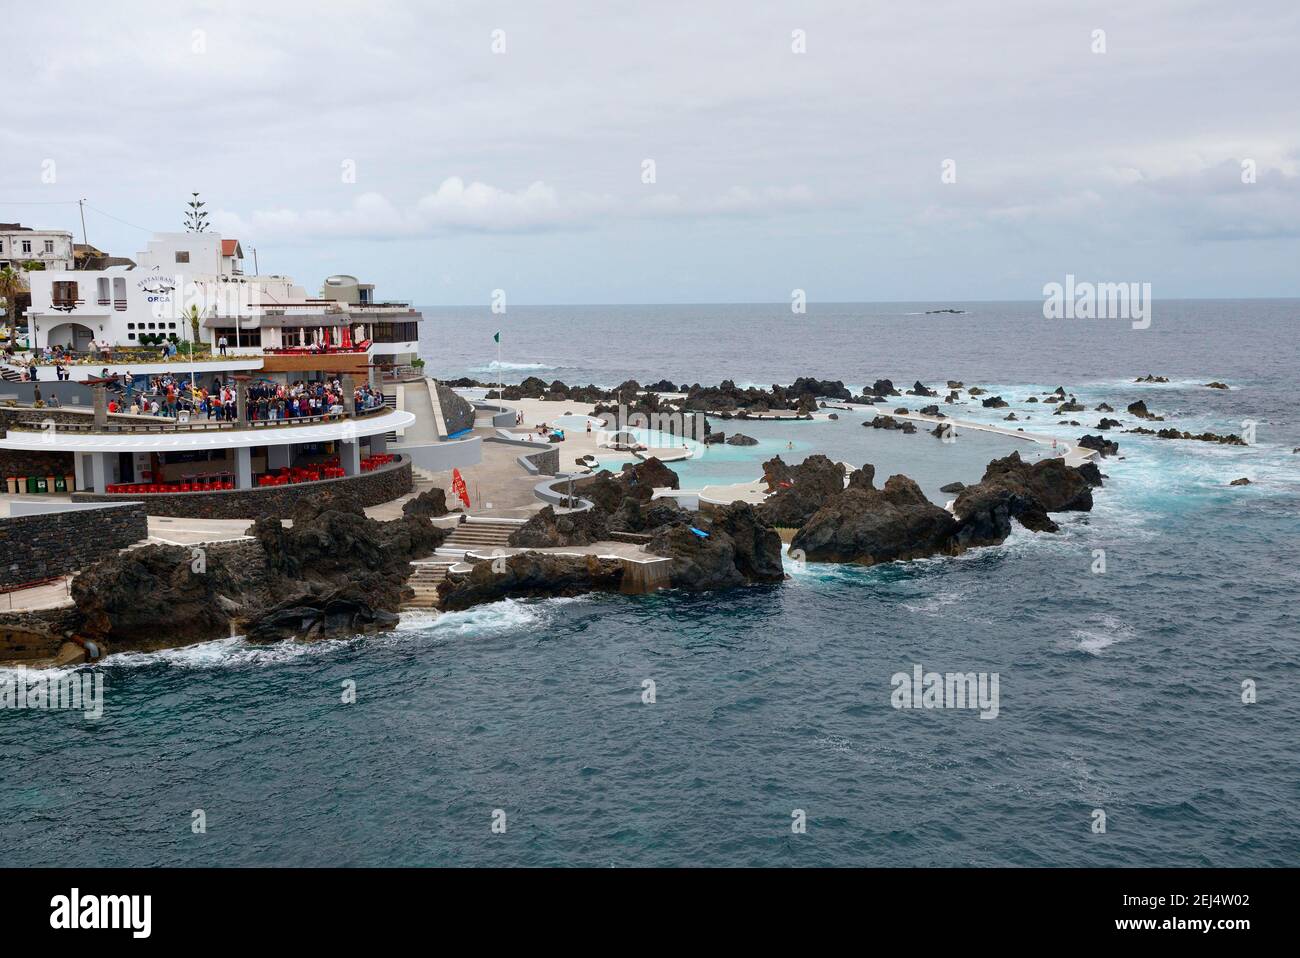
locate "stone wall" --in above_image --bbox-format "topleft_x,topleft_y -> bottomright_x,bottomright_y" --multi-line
0,503 -> 148,589
69,457 -> 412,519
436,382 -> 476,435
522,447 -> 559,475
0,448 -> 75,483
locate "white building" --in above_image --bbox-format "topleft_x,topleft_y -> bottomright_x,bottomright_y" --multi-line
0,223 -> 75,271
23,231 -> 420,364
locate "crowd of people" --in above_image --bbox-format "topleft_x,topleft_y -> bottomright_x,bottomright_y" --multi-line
102,374 -> 385,421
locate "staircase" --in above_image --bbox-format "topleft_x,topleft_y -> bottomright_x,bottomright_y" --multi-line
1,363 -> 25,384
440,517 -> 522,553
404,560 -> 455,609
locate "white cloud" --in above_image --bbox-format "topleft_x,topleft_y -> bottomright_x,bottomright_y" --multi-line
213,177 -> 819,242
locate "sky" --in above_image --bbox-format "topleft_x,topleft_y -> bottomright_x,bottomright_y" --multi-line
3,0 -> 1298,304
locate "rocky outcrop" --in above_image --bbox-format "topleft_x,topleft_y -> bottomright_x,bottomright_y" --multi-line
621,456 -> 680,491
647,502 -> 784,589
1095,418 -> 1122,430
939,481 -> 966,493
1127,400 -> 1163,421
981,396 -> 1009,408
575,457 -> 681,510
1078,434 -> 1119,457
866,415 -> 917,433
1135,374 -> 1169,383
1205,381 -> 1230,390
402,486 -> 453,518
726,433 -> 758,446
508,505 -> 609,547
972,451 -> 1094,513
757,455 -> 846,528
869,379 -> 900,397
608,496 -> 689,535
790,475 -> 958,564
438,553 -> 626,611
70,494 -> 449,650
1229,477 -> 1251,486
906,381 -> 938,397
1126,427 -> 1247,445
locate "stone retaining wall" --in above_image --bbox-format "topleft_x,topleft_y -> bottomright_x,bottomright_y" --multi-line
69,457 -> 412,519
0,448 -> 76,483
522,447 -> 559,475
0,503 -> 148,589
436,382 -> 476,435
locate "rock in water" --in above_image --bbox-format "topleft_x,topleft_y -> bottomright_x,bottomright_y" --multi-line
648,502 -> 784,588
1229,477 -> 1252,486
790,476 -> 958,565
1078,434 -> 1119,457
757,455 -> 847,528
973,451 -> 1094,512
71,544 -> 253,649
620,456 -> 680,490
438,553 -> 626,611
1127,400 -> 1163,420
725,433 -> 758,446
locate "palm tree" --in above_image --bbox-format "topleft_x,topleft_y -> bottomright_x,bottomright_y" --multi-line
185,303 -> 202,348
0,265 -> 29,348
183,192 -> 209,232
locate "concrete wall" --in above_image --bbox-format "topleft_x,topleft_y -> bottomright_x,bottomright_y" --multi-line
394,436 -> 482,474
69,456 -> 412,519
472,401 -> 516,427
0,382 -> 96,406
0,502 -> 148,588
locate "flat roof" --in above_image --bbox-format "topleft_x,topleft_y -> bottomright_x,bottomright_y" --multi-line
0,409 -> 414,453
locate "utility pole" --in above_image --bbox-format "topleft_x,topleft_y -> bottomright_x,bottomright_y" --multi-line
252,247 -> 259,275
77,199 -> 88,246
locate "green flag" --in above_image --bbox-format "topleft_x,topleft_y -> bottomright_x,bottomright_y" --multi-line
493,331 -> 500,343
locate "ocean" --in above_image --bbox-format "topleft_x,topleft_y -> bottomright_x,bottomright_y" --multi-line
3,300 -> 1298,866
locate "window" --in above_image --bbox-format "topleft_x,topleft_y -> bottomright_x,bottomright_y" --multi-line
127,323 -> 135,330
21,240 -> 32,254
0,240 -> 5,253
44,240 -> 54,254
127,333 -> 136,340
168,322 -> 177,329
51,281 -> 79,308
213,327 -> 261,347
112,276 -> 127,311
175,251 -> 190,263
97,277 -> 111,305
148,322 -> 156,330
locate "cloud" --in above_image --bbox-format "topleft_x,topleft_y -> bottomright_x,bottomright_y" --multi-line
213,177 -> 819,242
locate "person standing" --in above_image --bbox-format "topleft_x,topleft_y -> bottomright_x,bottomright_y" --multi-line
218,334 -> 228,356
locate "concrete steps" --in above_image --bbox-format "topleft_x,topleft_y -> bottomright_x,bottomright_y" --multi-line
404,560 -> 455,608
441,517 -> 521,552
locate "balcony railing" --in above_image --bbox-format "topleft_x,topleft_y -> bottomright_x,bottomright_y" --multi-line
5,403 -> 390,436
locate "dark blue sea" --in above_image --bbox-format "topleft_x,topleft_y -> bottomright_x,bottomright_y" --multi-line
4,301 -> 1298,866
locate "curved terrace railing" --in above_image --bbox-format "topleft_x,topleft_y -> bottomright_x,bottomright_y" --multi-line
3,404 -> 392,435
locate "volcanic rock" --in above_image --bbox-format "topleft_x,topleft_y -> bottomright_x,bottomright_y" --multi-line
757,454 -> 847,528
508,505 -> 610,547
790,475 -> 958,564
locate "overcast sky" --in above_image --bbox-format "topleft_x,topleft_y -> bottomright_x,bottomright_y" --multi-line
3,0 -> 1298,304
